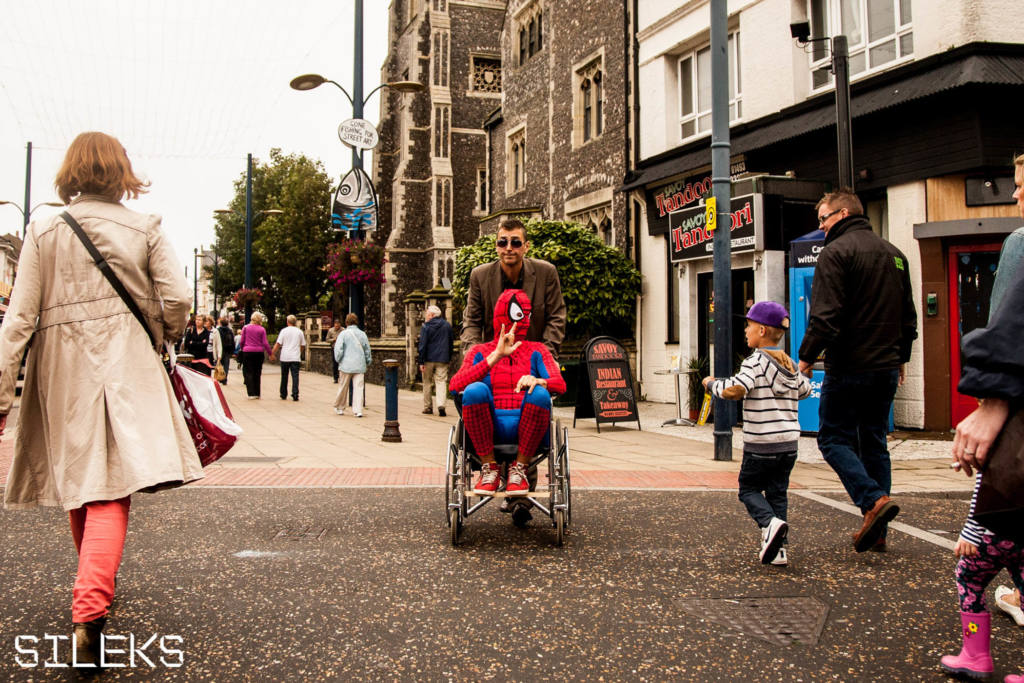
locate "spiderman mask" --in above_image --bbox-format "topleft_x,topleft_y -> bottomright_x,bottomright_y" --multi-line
493,289 -> 531,341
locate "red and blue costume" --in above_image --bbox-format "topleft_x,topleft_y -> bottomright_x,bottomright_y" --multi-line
450,289 -> 566,459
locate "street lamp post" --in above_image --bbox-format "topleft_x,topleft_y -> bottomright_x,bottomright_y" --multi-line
288,75 -> 422,327
193,247 -> 199,315
0,200 -> 63,238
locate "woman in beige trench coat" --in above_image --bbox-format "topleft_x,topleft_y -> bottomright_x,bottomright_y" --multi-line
0,132 -> 204,671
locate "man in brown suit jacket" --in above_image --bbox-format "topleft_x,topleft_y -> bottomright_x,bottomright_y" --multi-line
461,219 -> 566,359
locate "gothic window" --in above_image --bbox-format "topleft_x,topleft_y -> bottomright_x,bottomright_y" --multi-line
528,18 -> 537,57
433,105 -> 450,158
432,32 -> 449,87
574,57 -> 603,146
470,56 -> 502,94
507,128 -> 525,194
475,168 -> 489,213
435,178 -> 452,227
519,29 -> 527,65
516,4 -> 544,65
599,217 -> 612,246
537,13 -> 543,51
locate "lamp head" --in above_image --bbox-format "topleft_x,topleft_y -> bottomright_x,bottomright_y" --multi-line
790,21 -> 811,42
290,74 -> 327,91
385,80 -> 424,94
261,209 -> 284,216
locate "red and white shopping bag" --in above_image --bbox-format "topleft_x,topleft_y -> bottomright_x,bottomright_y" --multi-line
166,344 -> 242,466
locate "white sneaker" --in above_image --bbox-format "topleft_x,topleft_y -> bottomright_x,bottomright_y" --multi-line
771,547 -> 788,566
354,412 -> 363,418
995,586 -> 1024,626
759,517 -> 788,564
334,408 -> 344,415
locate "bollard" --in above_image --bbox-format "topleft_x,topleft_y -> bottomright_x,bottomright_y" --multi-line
381,359 -> 402,443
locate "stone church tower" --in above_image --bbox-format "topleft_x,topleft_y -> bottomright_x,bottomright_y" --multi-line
373,0 -> 505,339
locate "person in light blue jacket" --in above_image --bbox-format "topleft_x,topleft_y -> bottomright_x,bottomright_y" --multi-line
332,313 -> 372,417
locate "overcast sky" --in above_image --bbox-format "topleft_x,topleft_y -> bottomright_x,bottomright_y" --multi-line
0,0 -> 389,276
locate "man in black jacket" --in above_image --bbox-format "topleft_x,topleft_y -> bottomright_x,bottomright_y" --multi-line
418,305 -> 453,416
798,189 -> 918,553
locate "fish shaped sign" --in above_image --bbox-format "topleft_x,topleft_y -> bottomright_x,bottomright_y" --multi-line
332,167 -> 378,234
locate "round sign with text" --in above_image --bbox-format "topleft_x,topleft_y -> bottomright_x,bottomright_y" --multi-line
337,118 -> 379,150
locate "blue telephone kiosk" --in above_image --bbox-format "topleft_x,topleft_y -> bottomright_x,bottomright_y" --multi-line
788,228 -> 895,434
788,229 -> 826,433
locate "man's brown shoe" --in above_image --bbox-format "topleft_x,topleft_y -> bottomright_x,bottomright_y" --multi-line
853,496 -> 899,552
422,408 -> 433,415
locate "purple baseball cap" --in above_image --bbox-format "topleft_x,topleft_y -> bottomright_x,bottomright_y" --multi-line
746,301 -> 790,329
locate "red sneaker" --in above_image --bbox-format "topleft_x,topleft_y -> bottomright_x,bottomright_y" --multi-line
506,462 -> 530,496
473,462 -> 502,495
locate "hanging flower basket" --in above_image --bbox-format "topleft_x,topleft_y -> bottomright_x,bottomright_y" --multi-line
326,238 -> 386,287
231,287 -> 263,307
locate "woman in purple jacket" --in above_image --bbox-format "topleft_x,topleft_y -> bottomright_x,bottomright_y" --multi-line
239,311 -> 272,399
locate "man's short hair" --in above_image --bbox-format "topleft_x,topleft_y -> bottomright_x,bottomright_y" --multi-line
497,218 -> 528,240
426,305 -> 442,318
345,313 -> 359,326
816,188 -> 863,216
286,314 -> 297,326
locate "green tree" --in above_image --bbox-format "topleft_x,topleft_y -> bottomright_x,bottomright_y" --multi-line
210,149 -> 332,328
452,219 -> 642,340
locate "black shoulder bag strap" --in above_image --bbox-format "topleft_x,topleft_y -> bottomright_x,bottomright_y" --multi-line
61,211 -> 157,347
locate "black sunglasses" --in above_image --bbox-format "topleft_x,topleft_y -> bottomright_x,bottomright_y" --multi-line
496,237 -> 524,248
818,208 -> 843,224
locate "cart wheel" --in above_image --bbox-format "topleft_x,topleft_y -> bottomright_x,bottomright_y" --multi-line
554,509 -> 566,547
449,507 -> 461,546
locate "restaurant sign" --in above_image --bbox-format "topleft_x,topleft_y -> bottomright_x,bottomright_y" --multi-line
669,193 -> 763,263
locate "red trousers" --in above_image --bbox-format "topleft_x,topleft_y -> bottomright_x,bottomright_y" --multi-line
68,497 -> 131,623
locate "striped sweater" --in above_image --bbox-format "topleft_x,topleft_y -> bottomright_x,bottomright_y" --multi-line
959,473 -> 993,546
710,348 -> 812,453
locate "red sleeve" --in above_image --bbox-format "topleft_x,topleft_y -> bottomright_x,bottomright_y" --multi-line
449,345 -> 492,393
535,345 -> 566,395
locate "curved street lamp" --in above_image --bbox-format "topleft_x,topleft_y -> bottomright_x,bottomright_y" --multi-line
0,200 -> 64,238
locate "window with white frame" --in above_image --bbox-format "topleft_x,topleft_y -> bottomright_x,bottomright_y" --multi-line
678,32 -> 741,141
507,128 -> 525,193
574,59 -> 603,146
475,168 -> 489,213
809,0 -> 912,89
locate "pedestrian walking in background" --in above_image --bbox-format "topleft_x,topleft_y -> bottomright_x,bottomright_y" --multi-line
271,314 -> 306,401
204,314 -> 222,378
0,131 -> 203,671
216,317 -> 235,385
183,314 -> 212,375
325,318 -> 343,383
419,304 -> 453,416
704,302 -> 811,566
333,313 -> 372,417
798,189 -> 917,553
239,311 -> 272,399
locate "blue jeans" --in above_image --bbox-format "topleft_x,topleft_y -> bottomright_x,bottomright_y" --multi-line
279,361 -> 300,399
738,451 -> 797,528
817,369 -> 899,512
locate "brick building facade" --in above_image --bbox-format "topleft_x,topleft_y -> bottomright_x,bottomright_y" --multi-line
482,0 -> 632,258
374,0 -> 504,338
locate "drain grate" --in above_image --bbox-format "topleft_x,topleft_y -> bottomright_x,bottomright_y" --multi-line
274,526 -> 327,541
675,596 -> 830,647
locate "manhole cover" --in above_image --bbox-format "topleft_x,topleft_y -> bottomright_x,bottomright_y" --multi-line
274,526 -> 327,541
675,596 -> 829,647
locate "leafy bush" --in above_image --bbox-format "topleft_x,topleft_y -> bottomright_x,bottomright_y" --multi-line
452,219 -> 642,340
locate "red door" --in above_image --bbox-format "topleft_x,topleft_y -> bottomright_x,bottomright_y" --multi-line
948,244 -> 1002,427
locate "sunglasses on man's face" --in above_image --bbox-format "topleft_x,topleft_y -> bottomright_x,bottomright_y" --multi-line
496,237 -> 524,249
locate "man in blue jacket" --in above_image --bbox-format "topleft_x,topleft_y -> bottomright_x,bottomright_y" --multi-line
418,305 -> 453,416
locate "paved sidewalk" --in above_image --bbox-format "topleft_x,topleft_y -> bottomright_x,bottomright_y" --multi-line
0,366 -> 970,493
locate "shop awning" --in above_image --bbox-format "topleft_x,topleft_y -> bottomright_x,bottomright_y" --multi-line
620,44 -> 1024,192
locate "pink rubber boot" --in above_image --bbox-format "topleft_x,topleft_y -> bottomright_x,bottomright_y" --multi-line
940,611 -> 993,680
1004,674 -> 1023,683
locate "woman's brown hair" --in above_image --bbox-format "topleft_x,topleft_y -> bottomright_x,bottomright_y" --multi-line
54,132 -> 149,204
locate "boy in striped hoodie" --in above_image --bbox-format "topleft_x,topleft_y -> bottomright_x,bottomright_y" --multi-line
703,301 -> 811,566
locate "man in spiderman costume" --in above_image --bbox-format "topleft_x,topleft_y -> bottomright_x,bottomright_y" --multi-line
450,288 -> 566,498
